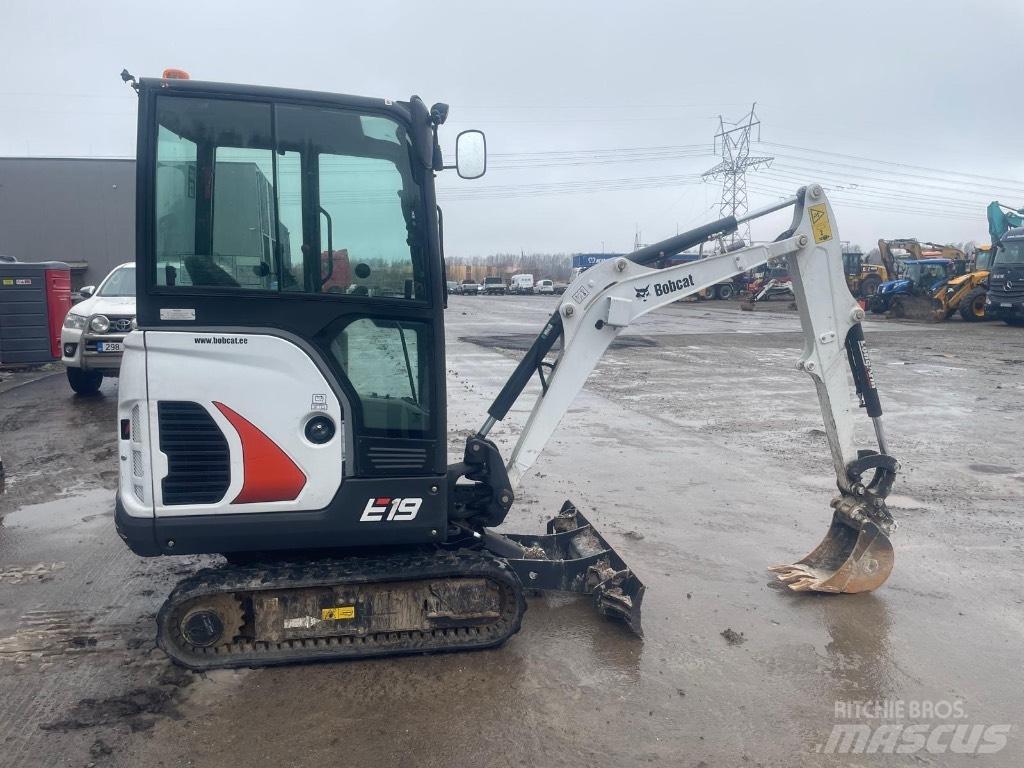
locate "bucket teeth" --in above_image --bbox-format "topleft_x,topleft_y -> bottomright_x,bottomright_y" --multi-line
770,511 -> 894,594
768,564 -> 838,592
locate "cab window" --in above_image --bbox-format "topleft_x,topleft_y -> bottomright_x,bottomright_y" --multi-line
273,106 -> 426,299
327,318 -> 431,437
152,96 -> 426,300
154,99 -> 276,290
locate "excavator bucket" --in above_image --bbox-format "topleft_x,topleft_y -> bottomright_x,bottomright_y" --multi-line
769,512 -> 894,593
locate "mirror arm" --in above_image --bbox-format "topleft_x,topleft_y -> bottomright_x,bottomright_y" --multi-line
431,126 -> 444,171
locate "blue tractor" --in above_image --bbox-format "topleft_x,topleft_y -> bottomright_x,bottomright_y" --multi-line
868,258 -> 956,318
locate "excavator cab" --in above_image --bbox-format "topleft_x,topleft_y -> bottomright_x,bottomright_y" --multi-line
841,250 -> 888,298
842,251 -> 863,277
119,77 -> 463,552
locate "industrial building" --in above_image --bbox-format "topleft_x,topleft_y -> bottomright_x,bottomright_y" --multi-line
0,157 -> 135,289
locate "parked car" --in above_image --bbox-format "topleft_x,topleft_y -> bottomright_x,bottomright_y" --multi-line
446,280 -> 460,295
482,276 -> 507,295
460,279 -> 481,295
510,273 -> 535,294
536,279 -> 555,294
60,262 -> 136,394
553,282 -> 569,295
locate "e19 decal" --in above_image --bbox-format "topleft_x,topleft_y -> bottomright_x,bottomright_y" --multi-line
359,497 -> 422,522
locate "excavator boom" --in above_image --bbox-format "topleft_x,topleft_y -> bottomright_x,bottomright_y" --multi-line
481,185 -> 898,594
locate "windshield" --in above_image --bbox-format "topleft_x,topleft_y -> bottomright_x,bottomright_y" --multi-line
905,263 -> 947,284
98,266 -> 136,297
153,96 -> 425,300
996,241 -> 1024,266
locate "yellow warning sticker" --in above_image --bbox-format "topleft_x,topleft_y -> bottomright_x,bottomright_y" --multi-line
1,279 -> 12,286
321,606 -> 356,621
809,204 -> 832,244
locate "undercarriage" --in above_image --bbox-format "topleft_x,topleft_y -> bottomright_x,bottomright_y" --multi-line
156,505 -> 644,669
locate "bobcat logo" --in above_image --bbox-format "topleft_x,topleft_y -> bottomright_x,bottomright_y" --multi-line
634,285 -> 651,301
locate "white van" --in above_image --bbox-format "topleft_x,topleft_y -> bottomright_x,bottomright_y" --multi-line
510,273 -> 535,294
536,279 -> 554,294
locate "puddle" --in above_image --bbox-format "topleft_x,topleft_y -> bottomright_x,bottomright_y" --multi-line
886,494 -> 929,511
968,464 -> 1016,475
3,487 -> 114,532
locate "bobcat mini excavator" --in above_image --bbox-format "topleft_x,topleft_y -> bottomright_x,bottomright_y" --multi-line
115,73 -> 898,669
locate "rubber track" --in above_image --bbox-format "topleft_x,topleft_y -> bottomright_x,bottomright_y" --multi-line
156,548 -> 526,670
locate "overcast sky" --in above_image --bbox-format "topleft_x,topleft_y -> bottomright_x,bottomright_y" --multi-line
2,0 -> 1022,255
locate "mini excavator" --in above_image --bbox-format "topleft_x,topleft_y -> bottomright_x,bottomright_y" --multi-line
114,72 -> 898,669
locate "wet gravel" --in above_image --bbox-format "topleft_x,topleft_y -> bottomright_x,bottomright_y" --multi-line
1,298 -> 1022,768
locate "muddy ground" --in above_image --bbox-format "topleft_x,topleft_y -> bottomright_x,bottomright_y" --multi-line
0,297 -> 1022,767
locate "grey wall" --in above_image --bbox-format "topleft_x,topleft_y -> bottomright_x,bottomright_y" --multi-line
0,158 -> 135,287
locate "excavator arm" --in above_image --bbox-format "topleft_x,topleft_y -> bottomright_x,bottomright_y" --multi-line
476,185 -> 898,594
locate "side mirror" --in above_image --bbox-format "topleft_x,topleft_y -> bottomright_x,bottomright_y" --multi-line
79,285 -> 95,299
456,130 -> 486,179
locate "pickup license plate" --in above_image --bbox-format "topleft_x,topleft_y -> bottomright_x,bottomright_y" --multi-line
96,342 -> 123,353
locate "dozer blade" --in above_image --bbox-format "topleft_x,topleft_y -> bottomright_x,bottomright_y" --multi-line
769,512 -> 894,594
888,295 -> 945,322
493,501 -> 645,636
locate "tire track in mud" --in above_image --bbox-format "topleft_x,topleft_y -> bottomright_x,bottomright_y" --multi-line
0,486 -> 212,768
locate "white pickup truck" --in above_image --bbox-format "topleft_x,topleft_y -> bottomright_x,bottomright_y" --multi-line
60,263 -> 136,394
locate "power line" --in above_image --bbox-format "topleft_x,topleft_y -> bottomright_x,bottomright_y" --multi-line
759,170 -> 985,213
489,150 -> 712,170
750,175 -> 983,217
438,174 -> 707,200
452,102 -> 751,111
747,180 -> 982,222
490,143 -> 709,157
758,140 -> 1024,192
765,153 -> 1024,199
